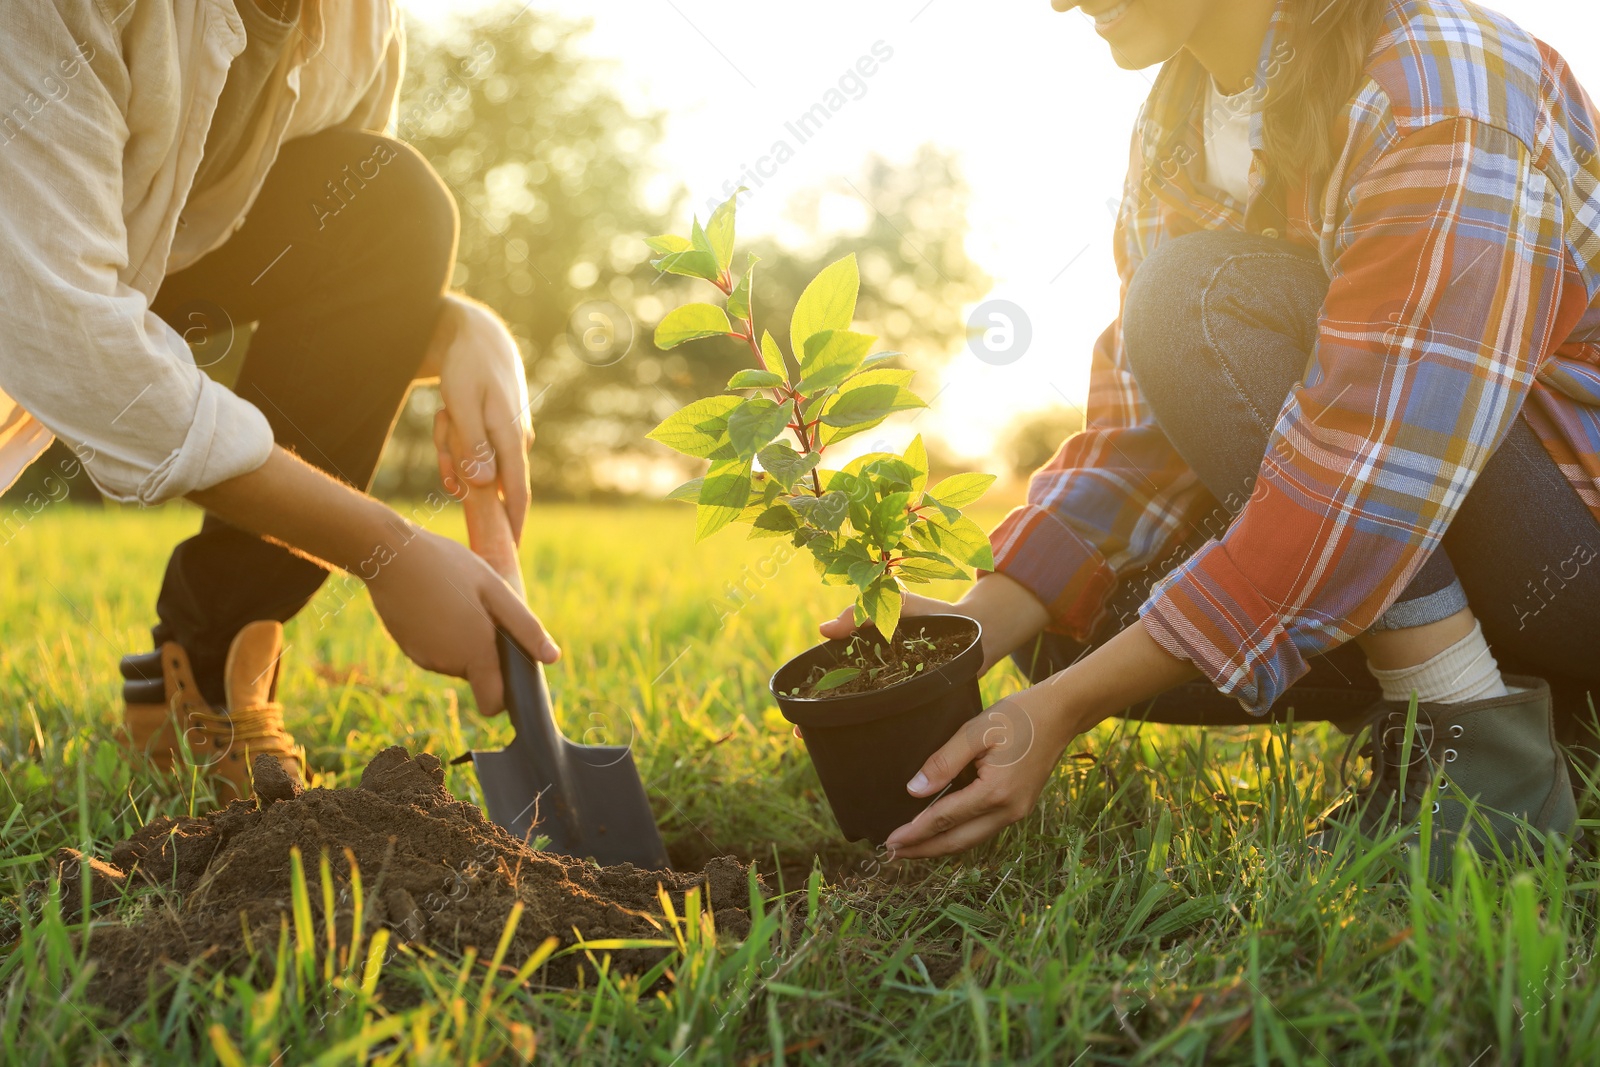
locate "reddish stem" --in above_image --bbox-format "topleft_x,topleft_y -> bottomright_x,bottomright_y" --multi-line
729,280 -> 822,497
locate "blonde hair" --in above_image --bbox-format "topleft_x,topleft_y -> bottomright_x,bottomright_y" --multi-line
1261,0 -> 1391,208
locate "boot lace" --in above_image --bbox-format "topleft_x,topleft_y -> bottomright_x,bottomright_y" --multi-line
1337,705 -> 1446,827
190,703 -> 303,771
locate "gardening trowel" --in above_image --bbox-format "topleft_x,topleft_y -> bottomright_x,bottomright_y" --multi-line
448,464 -> 670,871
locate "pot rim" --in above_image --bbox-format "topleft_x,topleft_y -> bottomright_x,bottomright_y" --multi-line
769,613 -> 983,728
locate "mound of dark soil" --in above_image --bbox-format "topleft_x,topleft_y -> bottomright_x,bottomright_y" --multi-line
51,747 -> 758,1015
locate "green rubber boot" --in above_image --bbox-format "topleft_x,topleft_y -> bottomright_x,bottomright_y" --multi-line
1309,676 -> 1580,881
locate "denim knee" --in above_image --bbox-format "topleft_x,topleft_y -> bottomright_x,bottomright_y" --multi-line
1122,231 -> 1305,399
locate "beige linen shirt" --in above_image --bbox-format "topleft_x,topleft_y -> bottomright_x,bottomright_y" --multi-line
0,0 -> 403,504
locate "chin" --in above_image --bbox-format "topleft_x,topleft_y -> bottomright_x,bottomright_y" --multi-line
1101,20 -> 1185,71
1109,49 -> 1158,71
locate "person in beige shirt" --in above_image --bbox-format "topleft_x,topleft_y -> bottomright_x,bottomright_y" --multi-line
0,0 -> 557,799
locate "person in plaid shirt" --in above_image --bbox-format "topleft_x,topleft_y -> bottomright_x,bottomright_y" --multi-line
824,0 -> 1598,876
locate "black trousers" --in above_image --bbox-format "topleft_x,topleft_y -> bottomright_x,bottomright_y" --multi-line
1015,232 -> 1600,743
151,129 -> 459,705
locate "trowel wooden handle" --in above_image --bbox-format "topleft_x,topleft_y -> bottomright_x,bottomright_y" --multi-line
461,481 -> 527,603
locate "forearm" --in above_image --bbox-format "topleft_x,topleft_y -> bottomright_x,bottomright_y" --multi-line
953,565 -> 1198,727
187,447 -> 407,575
188,446 -> 560,713
1031,620 -> 1201,741
953,572 -> 1052,672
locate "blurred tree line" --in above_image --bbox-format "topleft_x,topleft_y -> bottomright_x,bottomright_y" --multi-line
375,4 -> 991,498
3,3 -> 994,506
998,407 -> 1085,481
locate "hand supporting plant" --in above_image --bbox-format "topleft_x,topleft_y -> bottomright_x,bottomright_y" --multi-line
645,193 -> 996,655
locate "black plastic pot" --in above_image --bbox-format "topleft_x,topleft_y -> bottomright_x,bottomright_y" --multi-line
770,614 -> 984,845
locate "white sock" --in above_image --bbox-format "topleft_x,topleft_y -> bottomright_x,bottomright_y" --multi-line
1367,621 -> 1510,705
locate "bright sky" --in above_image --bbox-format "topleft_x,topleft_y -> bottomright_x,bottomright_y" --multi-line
403,0 -> 1600,461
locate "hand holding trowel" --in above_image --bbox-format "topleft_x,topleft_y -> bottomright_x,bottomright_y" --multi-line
443,419 -> 670,870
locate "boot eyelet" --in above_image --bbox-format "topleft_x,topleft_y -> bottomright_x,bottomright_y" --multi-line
1431,802 -> 1440,814
1444,748 -> 1458,762
1449,724 -> 1464,738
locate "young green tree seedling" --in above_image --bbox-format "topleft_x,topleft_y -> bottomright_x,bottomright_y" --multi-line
645,193 -> 996,691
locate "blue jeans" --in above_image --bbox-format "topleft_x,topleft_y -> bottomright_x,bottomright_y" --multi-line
1016,232 -> 1600,736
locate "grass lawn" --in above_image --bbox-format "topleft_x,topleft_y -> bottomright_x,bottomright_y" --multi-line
2,503 -> 1597,1064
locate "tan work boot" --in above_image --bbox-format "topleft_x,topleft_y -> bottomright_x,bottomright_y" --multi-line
120,621 -> 305,802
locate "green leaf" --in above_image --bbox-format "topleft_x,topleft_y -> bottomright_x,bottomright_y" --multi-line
647,395 -> 742,459
847,559 -> 887,593
867,491 -> 914,545
656,303 -> 734,349
759,331 -> 788,380
811,667 -> 861,693
690,216 -> 715,257
918,513 -> 995,569
706,195 -> 740,274
750,502 -> 800,539
790,255 -> 859,365
665,476 -> 703,503
799,388 -> 832,425
728,369 -> 784,391
653,248 -> 722,282
645,234 -> 692,255
735,475 -> 782,524
822,464 -> 861,493
695,460 -> 753,542
847,454 -> 918,494
821,469 -> 875,531
817,368 -> 917,446
821,381 -> 926,428
727,398 -> 790,459
727,254 -> 758,322
860,351 -> 904,371
757,442 -> 821,491
839,452 -> 897,477
904,436 -> 929,499
789,490 -> 850,533
859,577 -> 903,639
926,472 -> 997,510
896,552 -> 968,581
845,367 -> 915,390
813,538 -> 872,581
797,330 -> 876,393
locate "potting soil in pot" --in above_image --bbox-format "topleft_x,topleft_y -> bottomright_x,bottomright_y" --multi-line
45,746 -> 757,1016
794,624 -> 971,698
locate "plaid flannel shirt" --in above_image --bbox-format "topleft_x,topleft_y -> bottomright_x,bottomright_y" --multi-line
989,0 -> 1600,714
